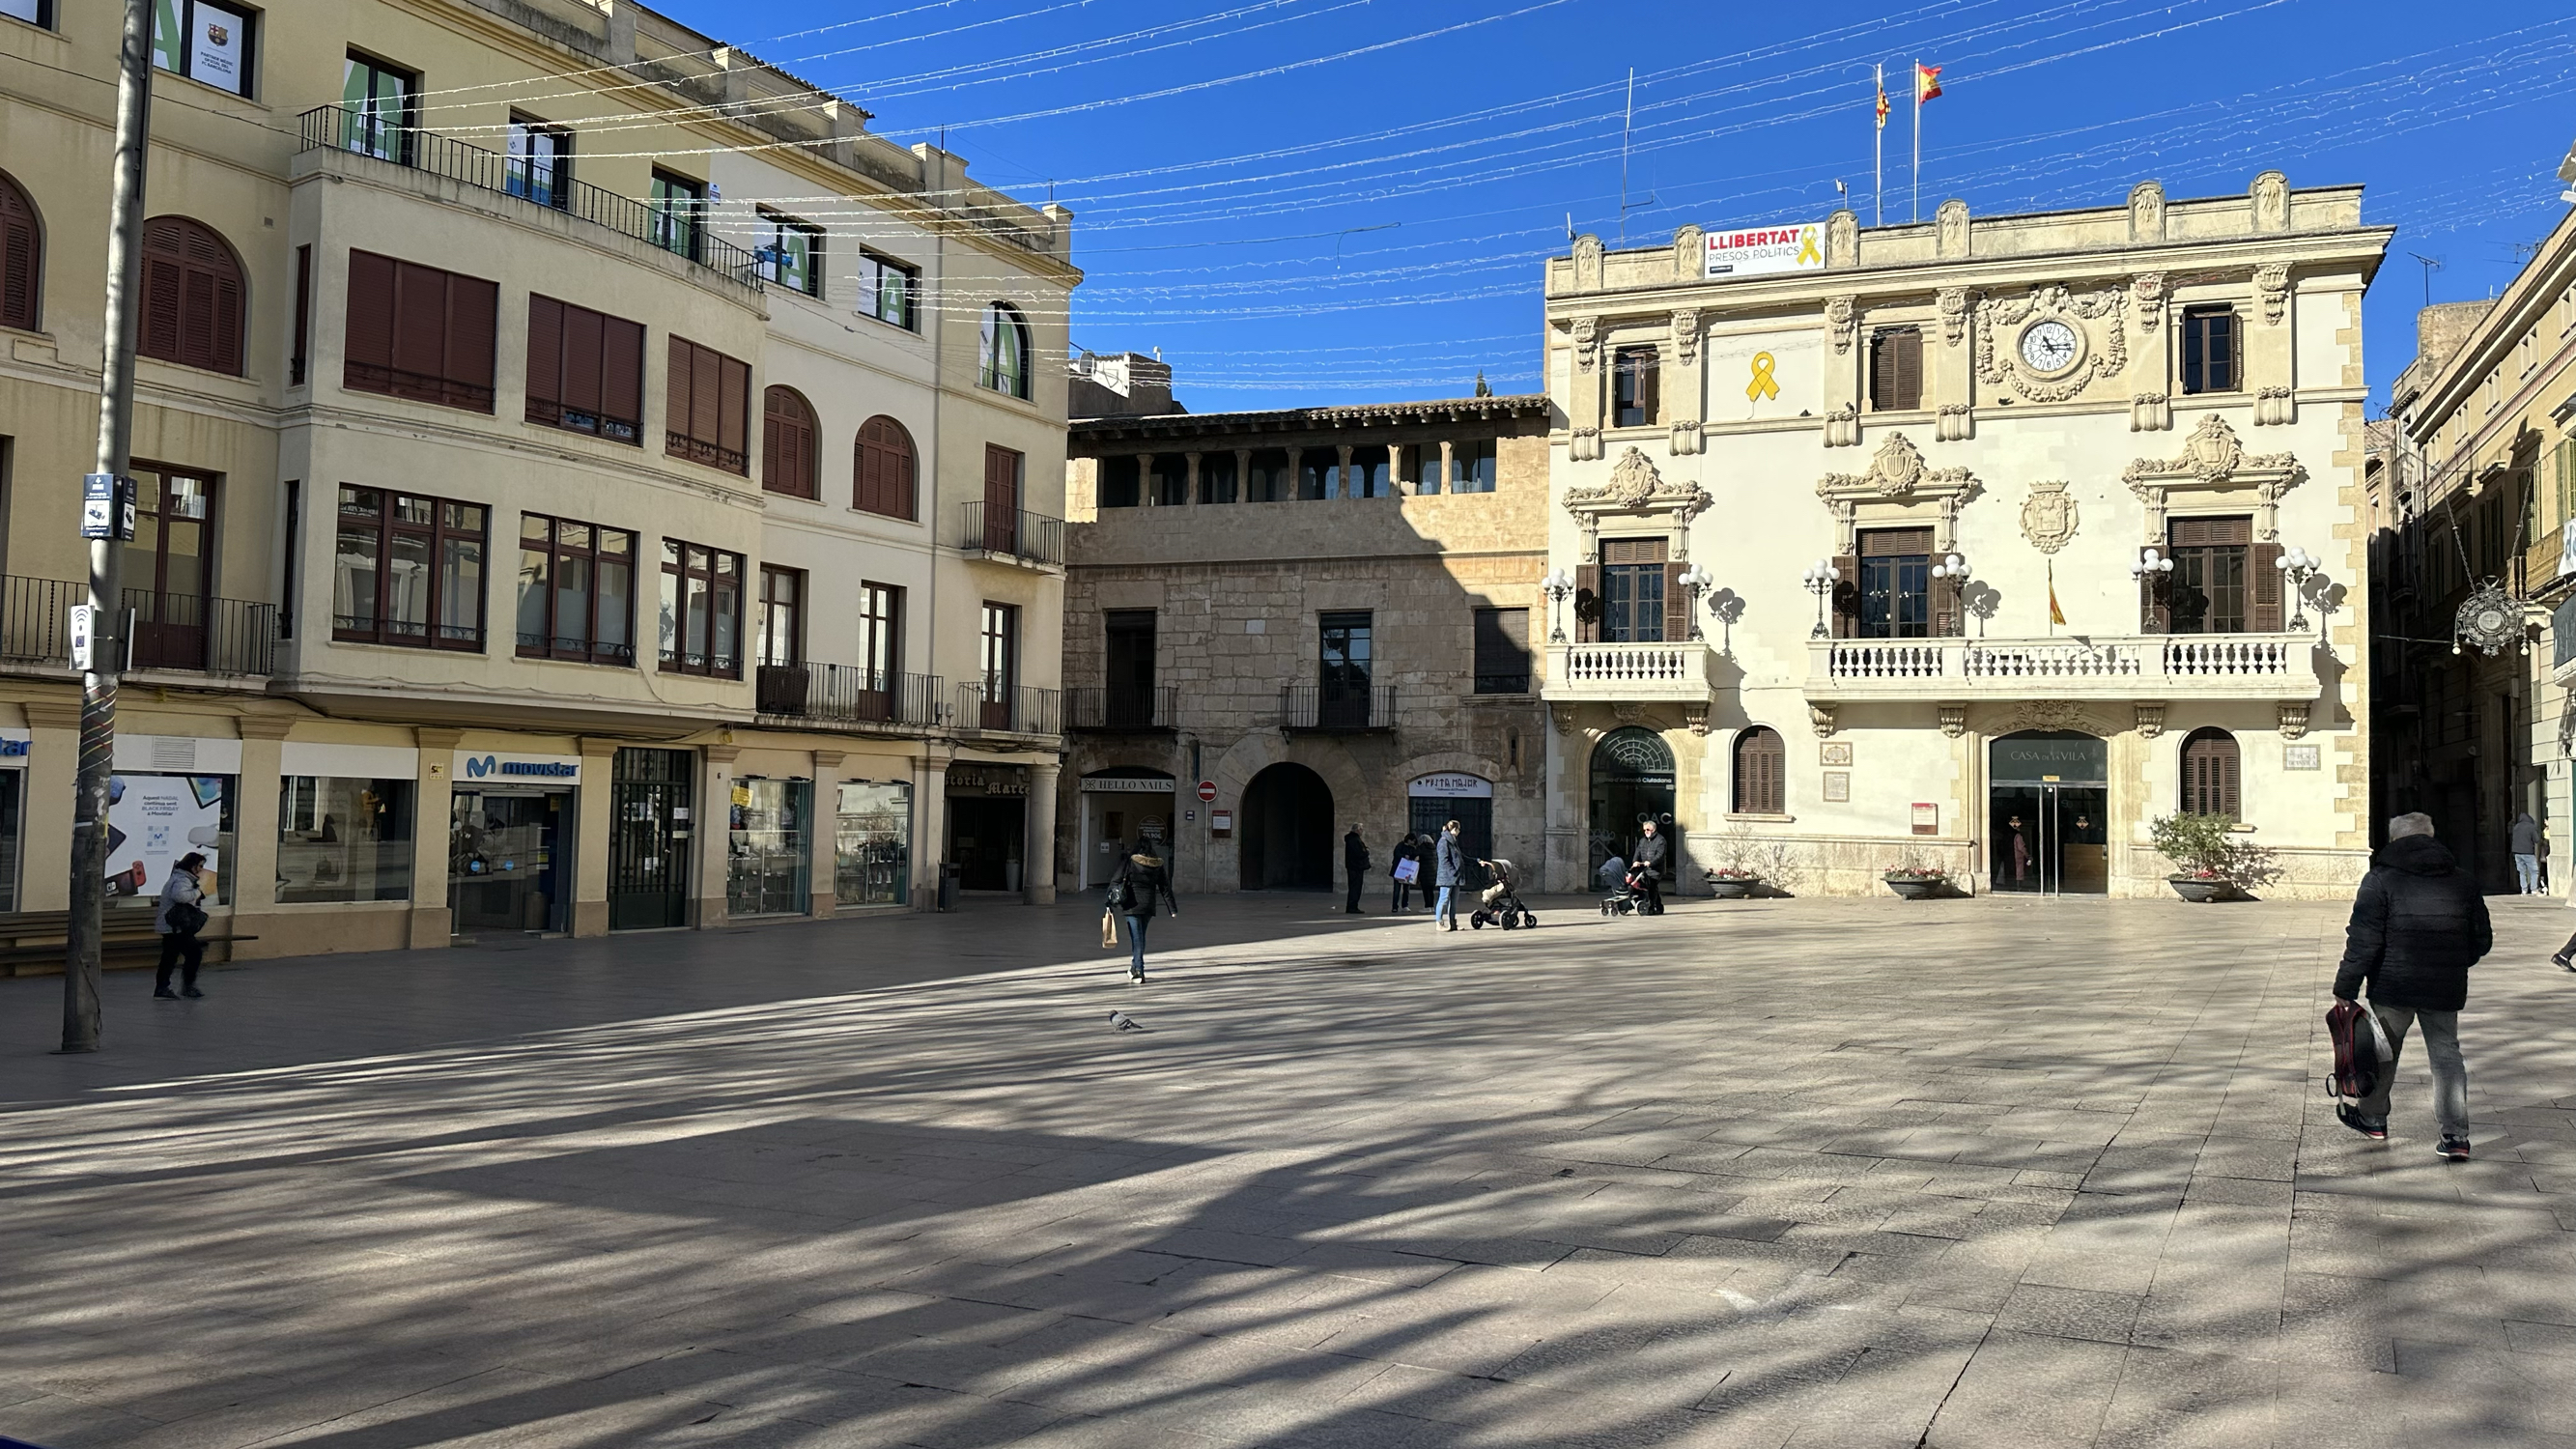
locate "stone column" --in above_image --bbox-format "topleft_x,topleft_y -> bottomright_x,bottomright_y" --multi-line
19,698 -> 78,912
231,717 -> 291,934
809,750 -> 843,918
1183,452 -> 1201,505
1233,448 -> 1254,503
697,743 -> 738,928
574,737 -> 619,936
1386,443 -> 1404,497
411,727 -> 463,947
1438,440 -> 1456,495
1025,760 -> 1060,905
1336,444 -> 1354,500
1137,452 -> 1157,507
914,753 -> 948,909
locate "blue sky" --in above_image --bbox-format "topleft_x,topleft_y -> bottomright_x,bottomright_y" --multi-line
654,0 -> 2576,412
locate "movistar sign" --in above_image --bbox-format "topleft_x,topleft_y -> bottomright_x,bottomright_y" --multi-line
458,753 -> 580,781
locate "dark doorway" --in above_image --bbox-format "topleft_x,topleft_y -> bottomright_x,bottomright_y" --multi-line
1589,725 -> 1678,875
451,788 -> 570,933
949,796 -> 1026,892
1104,609 -> 1156,726
609,748 -> 691,929
1240,762 -> 1333,890
1989,730 -> 2109,895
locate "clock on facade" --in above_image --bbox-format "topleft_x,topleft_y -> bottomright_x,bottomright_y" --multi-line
2018,320 -> 2081,373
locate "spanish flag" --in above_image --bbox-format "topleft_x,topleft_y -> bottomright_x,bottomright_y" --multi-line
1915,63 -> 1943,105
2048,560 -> 2066,627
1876,78 -> 1889,129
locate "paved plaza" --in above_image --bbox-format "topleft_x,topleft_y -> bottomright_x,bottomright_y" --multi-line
4,891 -> 2576,1449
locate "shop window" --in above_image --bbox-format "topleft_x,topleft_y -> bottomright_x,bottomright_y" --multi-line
107,774 -> 235,910
835,781 -> 911,906
2181,727 -> 2241,819
727,777 -> 809,917
504,114 -> 571,208
657,538 -> 743,677
0,768 -> 19,910
516,514 -> 635,665
665,335 -> 750,474
139,217 -> 244,375
525,295 -> 644,443
856,415 -> 917,519
276,776 -> 414,902
857,253 -> 916,329
2181,306 -> 2237,394
156,1 -> 256,97
1473,607 -> 1529,694
342,250 -> 497,412
333,487 -> 486,649
1734,726 -> 1784,814
1450,440 -> 1497,494
761,386 -> 818,498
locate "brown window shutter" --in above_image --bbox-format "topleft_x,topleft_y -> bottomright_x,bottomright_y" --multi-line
1897,329 -> 1921,410
1737,728 -> 1784,813
690,343 -> 721,444
856,427 -> 881,513
665,336 -> 692,450
1869,332 -> 1891,410
142,253 -> 183,361
564,305 -> 605,412
602,317 -> 643,427
1663,560 -> 1691,642
1639,351 -> 1659,425
1830,554 -> 1860,638
2182,729 -> 2241,818
181,267 -> 217,371
391,262 -> 443,391
718,355 -> 750,469
210,269 -> 242,375
0,178 -> 36,331
1573,562 -> 1599,643
762,387 -> 812,497
449,274 -> 496,404
343,249 -> 395,378
985,444 -> 1020,510
2250,540 -> 2283,631
524,296 -> 563,411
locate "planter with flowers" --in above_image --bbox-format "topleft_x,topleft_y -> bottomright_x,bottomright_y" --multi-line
1704,867 -> 1760,900
2148,811 -> 2279,902
1882,850 -> 1953,900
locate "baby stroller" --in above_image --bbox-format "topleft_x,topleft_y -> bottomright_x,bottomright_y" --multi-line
1599,860 -> 1653,917
1468,857 -> 1537,930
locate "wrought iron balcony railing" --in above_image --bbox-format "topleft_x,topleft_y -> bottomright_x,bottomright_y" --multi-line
755,664 -> 945,729
956,502 -> 1066,568
1065,685 -> 1177,731
1280,683 -> 1397,731
0,579 -> 272,677
957,681 -> 1062,736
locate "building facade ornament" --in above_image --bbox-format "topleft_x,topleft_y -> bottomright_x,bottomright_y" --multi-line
1826,210 -> 1859,268
1973,285 -> 2129,404
1550,703 -> 1580,735
1570,425 -> 1603,462
1571,233 -> 1604,291
2127,181 -> 2166,242
2254,263 -> 2291,326
2019,479 -> 2080,554
1563,445 -> 1713,526
1824,404 -> 1860,448
2250,170 -> 2290,232
1826,295 -> 1857,355
1684,701 -> 1710,736
2131,272 -> 2165,331
1669,308 -> 1702,365
1937,198 -> 1970,258
1671,225 -> 1703,282
1670,419 -> 1703,456
1809,702 -> 1839,738
1997,698 -> 2108,736
1571,315 -> 1600,373
1937,287 -> 1971,346
2277,700 -> 2310,740
2134,702 -> 2166,739
2122,412 -> 2306,539
1938,703 -> 1967,738
1821,432 -> 1973,503
2255,385 -> 2295,426
1612,701 -> 1648,726
2130,392 -> 2172,433
1936,404 -> 1974,442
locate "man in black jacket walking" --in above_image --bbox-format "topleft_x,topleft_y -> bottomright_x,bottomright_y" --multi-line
1343,825 -> 1369,915
2334,812 -> 2492,1159
1633,819 -> 1669,916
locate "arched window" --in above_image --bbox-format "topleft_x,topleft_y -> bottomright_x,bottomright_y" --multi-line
1733,726 -> 1785,815
0,171 -> 40,332
760,385 -> 817,498
978,302 -> 1030,399
855,414 -> 917,521
139,216 -> 244,375
2181,726 -> 2241,819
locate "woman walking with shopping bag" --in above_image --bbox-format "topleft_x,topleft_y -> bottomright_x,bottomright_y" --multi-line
1106,839 -> 1179,984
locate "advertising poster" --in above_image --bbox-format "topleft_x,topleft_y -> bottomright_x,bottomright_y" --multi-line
105,774 -> 225,902
189,2 -> 249,95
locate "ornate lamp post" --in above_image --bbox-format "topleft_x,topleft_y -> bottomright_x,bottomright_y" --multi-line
2273,544 -> 2320,633
1676,562 -> 1714,640
1801,558 -> 1839,639
1542,567 -> 1574,643
2130,546 -> 2174,631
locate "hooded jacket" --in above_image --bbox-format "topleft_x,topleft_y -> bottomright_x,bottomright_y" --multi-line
1108,849 -> 1177,920
2332,834 -> 2492,1011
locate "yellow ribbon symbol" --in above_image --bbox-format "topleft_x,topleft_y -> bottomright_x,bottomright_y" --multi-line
1746,352 -> 1779,402
1796,226 -> 1821,266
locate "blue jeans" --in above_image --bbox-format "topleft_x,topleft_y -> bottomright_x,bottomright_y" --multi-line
1433,887 -> 1456,926
2515,854 -> 2539,893
1125,914 -> 1149,977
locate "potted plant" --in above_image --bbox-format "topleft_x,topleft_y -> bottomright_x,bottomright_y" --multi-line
1705,866 -> 1760,900
2147,811 -> 2279,901
1882,849 -> 1950,900
1703,825 -> 1787,899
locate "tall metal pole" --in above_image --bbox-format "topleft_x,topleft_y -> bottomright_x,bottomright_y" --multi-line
1617,68 -> 1634,245
64,0 -> 155,1054
1911,66 -> 1921,225
1873,64 -> 1883,229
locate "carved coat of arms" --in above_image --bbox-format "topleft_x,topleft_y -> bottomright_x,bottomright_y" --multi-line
2020,479 -> 2079,554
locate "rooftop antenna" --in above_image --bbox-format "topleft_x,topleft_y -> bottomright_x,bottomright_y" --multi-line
1615,69 -> 1657,242
2407,251 -> 2444,308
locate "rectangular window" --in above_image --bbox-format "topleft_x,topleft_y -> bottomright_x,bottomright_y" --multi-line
1104,609 -> 1156,725
1473,607 -> 1530,694
855,253 -> 917,329
1151,456 -> 1188,506
516,514 -> 634,665
291,244 -> 311,385
1870,327 -> 1922,412
1318,610 -> 1373,725
342,250 -> 497,412
657,538 -> 743,677
859,582 -> 902,682
333,486 -> 486,649
524,295 -> 644,444
755,210 -> 821,297
983,444 -> 1025,554
1858,527 -> 1934,639
276,776 -> 413,903
757,564 -> 803,667
280,478 -> 299,639
648,170 -> 705,261
2181,307 -> 2237,395
155,0 -> 256,97
1450,440 -> 1497,494
1,1 -> 55,29
981,602 -> 1018,694
835,781 -> 911,906
337,50 -> 414,157
1612,347 -> 1659,428
505,115 -> 572,209
1404,444 -> 1442,495
1096,457 -> 1139,510
2167,515 -> 2251,634
121,465 -> 214,671
1600,537 -> 1667,642
665,335 -> 750,474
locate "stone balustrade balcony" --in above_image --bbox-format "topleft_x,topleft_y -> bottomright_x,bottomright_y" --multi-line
1544,640 -> 1718,705
1803,633 -> 2321,702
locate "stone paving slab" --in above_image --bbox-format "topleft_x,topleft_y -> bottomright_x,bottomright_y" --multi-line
3,891 -> 2575,1447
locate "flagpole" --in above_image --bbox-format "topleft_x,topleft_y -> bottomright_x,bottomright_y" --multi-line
1873,63 -> 1883,228
1911,62 -> 1921,225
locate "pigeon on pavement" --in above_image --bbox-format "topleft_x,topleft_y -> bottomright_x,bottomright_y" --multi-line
1108,1010 -> 1146,1032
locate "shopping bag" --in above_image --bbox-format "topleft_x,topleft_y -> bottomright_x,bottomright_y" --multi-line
1101,910 -> 1119,950
1393,858 -> 1420,884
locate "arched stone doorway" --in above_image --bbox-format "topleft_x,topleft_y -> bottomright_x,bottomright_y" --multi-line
1989,730 -> 2109,895
1240,762 -> 1333,890
1588,726 -> 1676,874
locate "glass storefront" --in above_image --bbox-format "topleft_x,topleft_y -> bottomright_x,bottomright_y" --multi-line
452,788 -> 571,933
0,767 -> 20,912
835,781 -> 912,907
107,773 -> 235,910
278,776 -> 415,903
728,777 -> 810,917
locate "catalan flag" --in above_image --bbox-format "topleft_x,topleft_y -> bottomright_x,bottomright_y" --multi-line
1876,78 -> 1889,129
2048,561 -> 2067,628
1915,63 -> 1943,104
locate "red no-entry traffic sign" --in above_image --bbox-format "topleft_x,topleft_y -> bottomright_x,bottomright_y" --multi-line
1197,781 -> 1217,803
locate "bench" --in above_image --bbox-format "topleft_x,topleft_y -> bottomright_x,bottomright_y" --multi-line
0,909 -> 255,978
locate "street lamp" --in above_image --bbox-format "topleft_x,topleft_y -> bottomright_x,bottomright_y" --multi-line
1800,558 -> 1839,639
2273,544 -> 2320,633
1542,567 -> 1574,643
2129,546 -> 2175,582
1930,553 -> 1970,582
1677,562 -> 1714,640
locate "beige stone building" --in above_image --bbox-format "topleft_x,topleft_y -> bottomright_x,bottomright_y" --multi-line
2373,150 -> 2576,889
0,0 -> 1074,961
1060,380 -> 1550,899
1540,175 -> 2390,897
